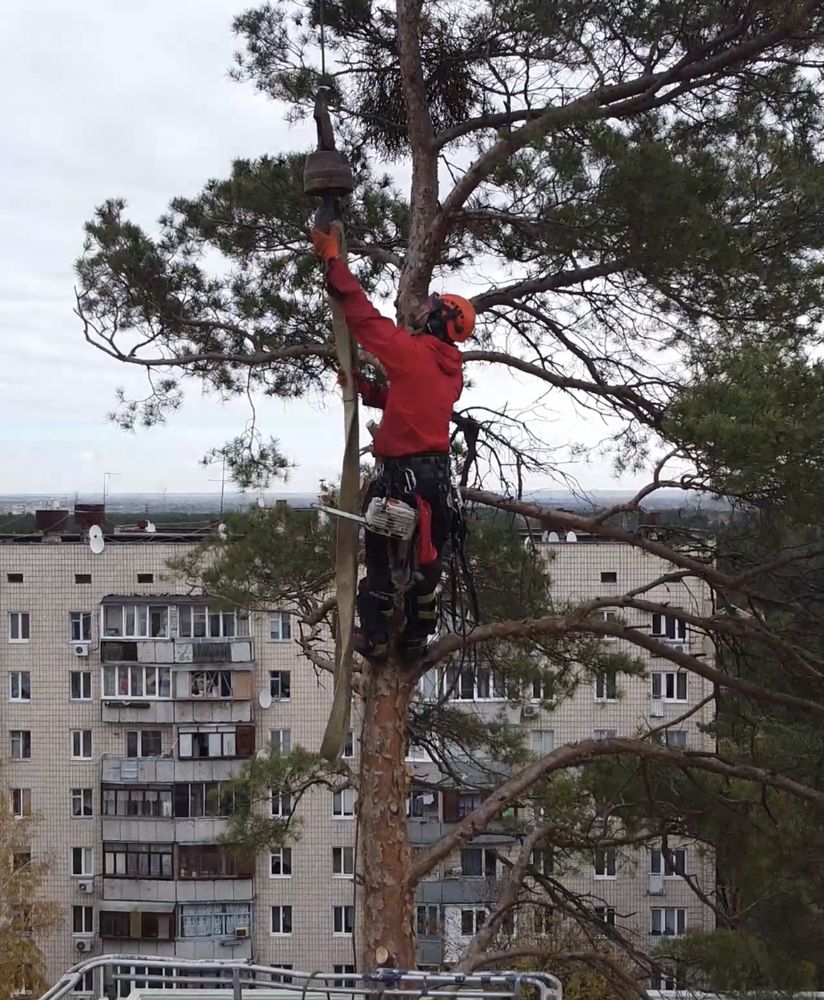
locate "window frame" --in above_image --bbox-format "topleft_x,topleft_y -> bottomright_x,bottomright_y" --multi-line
269,847 -> 293,879
103,842 -> 174,879
530,730 -> 554,756
594,905 -> 616,926
333,788 -> 356,818
70,612 -> 92,642
269,670 -> 291,701
126,730 -> 162,758
11,787 -> 31,817
650,906 -> 687,937
71,729 -> 93,760
651,671 -> 688,702
179,902 -> 251,939
102,604 -> 170,639
71,847 -> 94,877
460,847 -> 497,878
72,905 -> 94,934
650,847 -> 687,877
594,847 -> 617,879
70,671 -> 92,702
9,671 -> 31,702
103,664 -> 172,701
271,791 -> 293,819
270,729 -> 291,755
459,908 -> 486,936
178,604 -> 248,640
268,611 -> 292,642
447,664 -> 506,702
594,669 -> 618,701
8,612 -> 30,643
333,904 -> 355,937
71,788 -> 93,818
332,846 -> 355,878
10,729 -> 31,760
270,904 -> 293,936
651,612 -> 687,643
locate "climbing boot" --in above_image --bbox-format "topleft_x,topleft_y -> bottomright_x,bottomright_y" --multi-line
353,628 -> 389,663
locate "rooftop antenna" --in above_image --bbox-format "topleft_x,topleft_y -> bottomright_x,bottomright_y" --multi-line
88,524 -> 105,555
208,455 -> 227,517
103,471 -> 120,507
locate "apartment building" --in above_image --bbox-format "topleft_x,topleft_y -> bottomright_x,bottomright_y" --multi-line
4,507 -> 714,995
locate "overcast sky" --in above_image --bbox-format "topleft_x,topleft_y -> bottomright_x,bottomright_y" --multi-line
0,1 -> 646,500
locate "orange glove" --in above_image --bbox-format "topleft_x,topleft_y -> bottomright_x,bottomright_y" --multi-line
311,225 -> 341,261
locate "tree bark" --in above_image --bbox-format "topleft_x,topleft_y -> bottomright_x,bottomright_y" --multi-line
357,659 -> 417,970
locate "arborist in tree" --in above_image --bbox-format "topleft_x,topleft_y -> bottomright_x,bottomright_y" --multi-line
312,224 -> 475,660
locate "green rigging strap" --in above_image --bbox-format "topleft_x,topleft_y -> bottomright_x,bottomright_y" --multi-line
320,223 -> 360,762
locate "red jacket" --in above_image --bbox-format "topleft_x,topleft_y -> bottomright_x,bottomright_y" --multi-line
327,258 -> 463,458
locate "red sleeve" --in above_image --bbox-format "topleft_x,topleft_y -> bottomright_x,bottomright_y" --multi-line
354,373 -> 388,410
326,259 -> 416,375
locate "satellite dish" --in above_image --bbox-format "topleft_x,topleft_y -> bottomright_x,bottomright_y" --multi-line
259,688 -> 272,710
547,531 -> 560,543
256,747 -> 270,760
144,521 -> 156,534
566,531 -> 577,543
88,525 -> 105,555
217,523 -> 228,540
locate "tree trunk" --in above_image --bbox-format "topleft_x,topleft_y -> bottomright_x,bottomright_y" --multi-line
357,659 -> 417,970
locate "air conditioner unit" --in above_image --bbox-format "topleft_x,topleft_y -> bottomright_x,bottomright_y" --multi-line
446,866 -> 462,878
648,873 -> 665,895
234,926 -> 250,939
78,881 -> 94,894
650,698 -> 664,718
75,938 -> 93,953
521,704 -> 539,719
73,642 -> 90,657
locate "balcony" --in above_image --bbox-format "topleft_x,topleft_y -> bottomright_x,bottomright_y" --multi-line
100,637 -> 254,666
101,879 -> 254,904
417,937 -> 444,966
101,756 -> 249,785
102,817 -> 230,844
417,878 -> 500,905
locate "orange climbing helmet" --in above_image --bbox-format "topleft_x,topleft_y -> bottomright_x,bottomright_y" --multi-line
424,292 -> 476,343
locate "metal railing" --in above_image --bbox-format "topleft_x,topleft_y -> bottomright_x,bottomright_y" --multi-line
38,956 -> 563,1000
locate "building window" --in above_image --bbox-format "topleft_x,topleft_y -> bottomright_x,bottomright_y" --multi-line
70,612 -> 92,642
530,730 -> 554,756
75,574 -> 92,584
333,788 -> 356,818
269,611 -> 292,641
531,847 -> 554,876
652,671 -> 688,701
333,965 -> 356,989
71,970 -> 95,994
189,669 -> 234,699
600,571 -> 617,583
104,842 -> 173,878
178,845 -> 253,879
594,670 -> 617,701
531,676 -> 554,700
457,792 -> 481,818
137,573 -> 154,583
272,966 -> 294,985
447,664 -> 505,701
653,970 -> 678,991
415,905 -> 439,937
461,848 -> 497,878
103,665 -> 171,700
594,848 -> 617,878
70,672 -> 92,701
72,788 -> 93,818
173,782 -> 236,819
178,605 -> 247,639
72,847 -> 93,877
651,613 -> 687,643
270,729 -> 291,755
126,730 -> 162,758
270,905 -> 293,936
10,730 -> 31,760
102,604 -> 169,638
650,907 -> 686,936
73,905 -> 94,934
178,726 -> 254,760
269,671 -> 291,701
271,792 -> 292,818
8,612 -> 30,642
333,846 -> 355,877
651,847 -> 686,877
269,848 -> 292,878
71,730 -> 92,760
594,906 -> 616,926
333,905 -> 354,936
6,573 -> 23,583
9,671 -> 31,702
342,730 -> 354,759
599,609 -> 620,638
11,788 -> 31,817
103,787 -> 173,818
460,908 -> 486,936
594,729 -> 617,741
662,730 -> 688,749
179,902 -> 251,938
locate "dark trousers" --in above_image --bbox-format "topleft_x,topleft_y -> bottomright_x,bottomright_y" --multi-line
357,454 -> 452,644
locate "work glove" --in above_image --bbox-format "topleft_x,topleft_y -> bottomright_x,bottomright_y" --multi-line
311,225 -> 341,261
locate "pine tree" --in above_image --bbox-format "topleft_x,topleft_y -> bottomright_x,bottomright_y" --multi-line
77,0 -> 824,980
